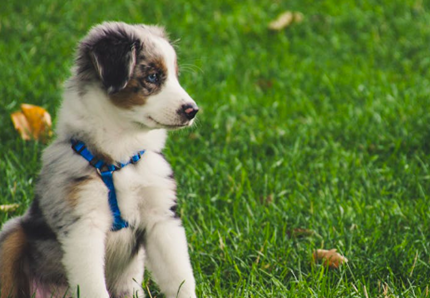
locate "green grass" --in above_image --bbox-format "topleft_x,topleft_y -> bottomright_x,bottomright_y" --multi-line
1,0 -> 430,297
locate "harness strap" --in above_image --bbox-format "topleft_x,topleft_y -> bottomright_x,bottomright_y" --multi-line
71,140 -> 145,231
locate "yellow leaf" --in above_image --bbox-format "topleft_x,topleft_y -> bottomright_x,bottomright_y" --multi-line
268,11 -> 304,31
0,204 -> 20,212
11,104 -> 52,142
313,249 -> 348,269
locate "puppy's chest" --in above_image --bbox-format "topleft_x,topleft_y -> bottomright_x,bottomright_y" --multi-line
109,152 -> 176,225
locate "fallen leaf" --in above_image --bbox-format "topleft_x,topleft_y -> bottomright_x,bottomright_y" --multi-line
268,11 -> 304,31
11,104 -> 52,142
269,11 -> 294,31
188,132 -> 200,140
256,79 -> 274,90
313,248 -> 348,269
259,194 -> 273,205
11,111 -> 32,140
287,228 -> 314,238
294,12 -> 304,24
21,103 -> 52,140
0,204 -> 20,212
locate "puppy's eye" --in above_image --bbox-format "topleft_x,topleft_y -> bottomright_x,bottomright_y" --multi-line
146,73 -> 158,83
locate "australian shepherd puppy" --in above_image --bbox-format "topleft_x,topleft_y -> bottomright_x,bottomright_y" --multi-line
0,22 -> 198,298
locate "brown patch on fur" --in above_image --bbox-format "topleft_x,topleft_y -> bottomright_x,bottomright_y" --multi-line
66,175 -> 97,208
0,226 -> 30,298
110,55 -> 168,109
110,78 -> 148,109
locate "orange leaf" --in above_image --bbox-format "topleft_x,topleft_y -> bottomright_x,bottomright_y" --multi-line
11,104 -> 52,142
313,249 -> 348,269
11,111 -> 32,140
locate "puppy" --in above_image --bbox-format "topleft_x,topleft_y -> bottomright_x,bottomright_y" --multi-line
0,22 -> 198,298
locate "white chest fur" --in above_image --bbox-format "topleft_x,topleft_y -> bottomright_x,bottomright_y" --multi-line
112,150 -> 176,229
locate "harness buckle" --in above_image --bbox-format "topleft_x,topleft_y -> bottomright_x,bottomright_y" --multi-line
96,164 -> 111,176
130,152 -> 141,164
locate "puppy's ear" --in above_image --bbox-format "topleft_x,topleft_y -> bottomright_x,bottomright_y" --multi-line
91,38 -> 140,94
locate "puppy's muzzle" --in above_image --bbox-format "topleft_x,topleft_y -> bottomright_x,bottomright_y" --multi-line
180,103 -> 199,120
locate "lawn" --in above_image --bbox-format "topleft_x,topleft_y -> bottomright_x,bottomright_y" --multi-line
1,0 -> 430,297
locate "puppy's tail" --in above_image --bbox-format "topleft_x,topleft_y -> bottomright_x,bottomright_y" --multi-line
0,218 -> 30,298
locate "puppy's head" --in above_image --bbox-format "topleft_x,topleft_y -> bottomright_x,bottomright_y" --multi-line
75,22 -> 198,130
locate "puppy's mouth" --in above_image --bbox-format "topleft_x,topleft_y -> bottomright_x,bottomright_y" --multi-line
146,117 -> 190,129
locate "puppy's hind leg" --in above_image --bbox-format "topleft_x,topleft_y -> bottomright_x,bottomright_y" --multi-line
0,218 -> 31,298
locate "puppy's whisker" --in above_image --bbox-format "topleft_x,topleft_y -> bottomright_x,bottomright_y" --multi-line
179,64 -> 204,74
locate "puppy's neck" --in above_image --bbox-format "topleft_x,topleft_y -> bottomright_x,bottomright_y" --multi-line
56,83 -> 167,162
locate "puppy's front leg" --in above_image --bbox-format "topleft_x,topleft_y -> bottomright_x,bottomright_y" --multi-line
145,219 -> 196,298
60,219 -> 110,298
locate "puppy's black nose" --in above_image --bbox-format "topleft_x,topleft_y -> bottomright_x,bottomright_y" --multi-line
181,104 -> 199,120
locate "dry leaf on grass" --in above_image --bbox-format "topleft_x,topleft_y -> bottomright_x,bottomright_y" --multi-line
0,204 -> 20,212
313,249 -> 348,269
10,111 -> 32,140
287,228 -> 314,238
11,104 -> 52,142
259,194 -> 273,205
293,12 -> 304,23
268,11 -> 304,31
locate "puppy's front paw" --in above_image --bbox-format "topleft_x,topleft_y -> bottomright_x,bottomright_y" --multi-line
72,288 -> 110,298
173,288 -> 196,298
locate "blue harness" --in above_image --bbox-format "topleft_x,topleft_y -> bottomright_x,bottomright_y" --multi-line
71,140 -> 145,231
